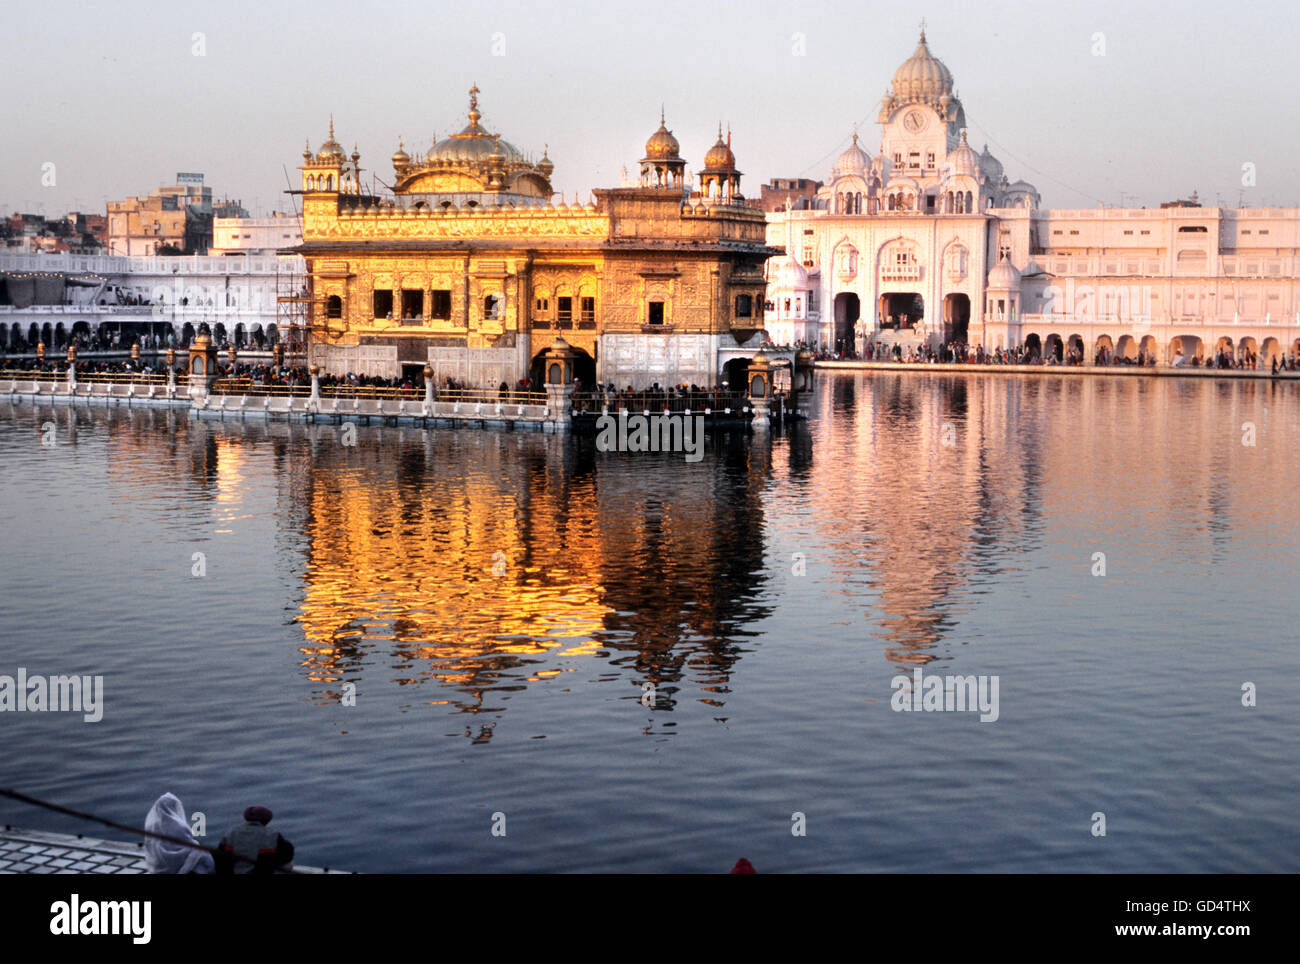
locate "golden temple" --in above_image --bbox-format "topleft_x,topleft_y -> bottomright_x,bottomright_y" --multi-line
295,88 -> 777,389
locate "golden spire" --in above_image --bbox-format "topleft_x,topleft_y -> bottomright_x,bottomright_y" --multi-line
468,85 -> 481,126
329,115 -> 335,138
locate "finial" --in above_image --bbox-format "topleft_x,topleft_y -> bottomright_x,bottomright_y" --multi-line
468,85 -> 481,125
960,129 -> 967,144
919,16 -> 927,43
660,104 -> 665,126
329,115 -> 335,138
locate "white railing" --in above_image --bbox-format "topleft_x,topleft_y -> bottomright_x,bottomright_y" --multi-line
1018,312 -> 1300,329
880,265 -> 922,281
0,252 -> 304,277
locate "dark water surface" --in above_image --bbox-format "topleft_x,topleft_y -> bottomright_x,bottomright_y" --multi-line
1,373 -> 1296,872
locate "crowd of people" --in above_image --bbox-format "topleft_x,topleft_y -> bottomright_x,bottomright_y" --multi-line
813,338 -> 1300,371
6,346 -> 1298,385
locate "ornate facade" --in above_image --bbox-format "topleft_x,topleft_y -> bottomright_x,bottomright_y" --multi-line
766,27 -> 1300,366
296,90 -> 776,388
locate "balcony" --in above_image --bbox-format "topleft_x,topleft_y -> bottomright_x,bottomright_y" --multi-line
880,264 -> 922,282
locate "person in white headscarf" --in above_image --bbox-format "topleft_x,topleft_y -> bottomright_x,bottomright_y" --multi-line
143,792 -> 215,874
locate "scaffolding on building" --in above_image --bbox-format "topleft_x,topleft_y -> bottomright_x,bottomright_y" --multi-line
275,262 -> 314,363
276,161 -> 317,365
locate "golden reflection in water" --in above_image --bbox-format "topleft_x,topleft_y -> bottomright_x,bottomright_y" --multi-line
275,424 -> 768,719
296,435 -> 610,712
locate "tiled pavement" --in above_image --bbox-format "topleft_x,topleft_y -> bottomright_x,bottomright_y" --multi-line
0,826 -> 348,873
0,827 -> 147,874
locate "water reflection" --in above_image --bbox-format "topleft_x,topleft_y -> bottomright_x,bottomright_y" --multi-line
807,372 -> 1292,664
22,370 -> 1287,737
251,423 -> 778,727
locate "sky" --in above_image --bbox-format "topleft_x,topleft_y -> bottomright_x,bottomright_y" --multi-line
3,0 -> 1298,217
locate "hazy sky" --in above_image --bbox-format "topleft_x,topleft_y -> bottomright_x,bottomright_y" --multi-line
4,0 -> 1298,217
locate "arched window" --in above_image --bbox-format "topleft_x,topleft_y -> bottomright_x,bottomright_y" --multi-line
326,295 -> 342,318
854,192 -> 862,214
966,191 -> 973,213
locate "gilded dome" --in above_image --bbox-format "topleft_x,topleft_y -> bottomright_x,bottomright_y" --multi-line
424,86 -> 526,164
317,117 -> 345,163
703,126 -> 736,171
833,133 -> 871,178
644,110 -> 682,160
390,86 -> 553,198
890,30 -> 954,103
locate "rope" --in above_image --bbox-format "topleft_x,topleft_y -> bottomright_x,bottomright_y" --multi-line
0,787 -> 302,874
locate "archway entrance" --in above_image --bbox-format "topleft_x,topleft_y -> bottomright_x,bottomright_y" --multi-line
833,293 -> 859,355
1095,334 -> 1115,364
1139,335 -> 1158,364
1044,333 -> 1064,362
879,292 -> 923,330
1113,334 -> 1135,362
529,346 -> 595,390
1067,334 -> 1085,364
1170,336 -> 1202,365
943,293 -> 970,344
723,357 -> 750,394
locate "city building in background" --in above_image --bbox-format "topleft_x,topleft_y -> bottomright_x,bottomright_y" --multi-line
1,212 -> 106,254
748,177 -> 823,214
212,213 -> 303,255
105,174 -> 248,256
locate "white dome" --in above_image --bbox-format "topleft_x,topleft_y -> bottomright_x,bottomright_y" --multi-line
948,131 -> 980,178
891,32 -> 954,103
773,254 -> 810,290
979,144 -> 1003,182
833,133 -> 871,178
987,258 -> 1021,290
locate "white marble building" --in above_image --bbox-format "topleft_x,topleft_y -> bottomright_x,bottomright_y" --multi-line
0,251 -> 304,352
212,215 -> 303,256
767,28 -> 1300,366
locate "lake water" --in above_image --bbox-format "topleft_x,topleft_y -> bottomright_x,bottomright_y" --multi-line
1,372 -> 1296,873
